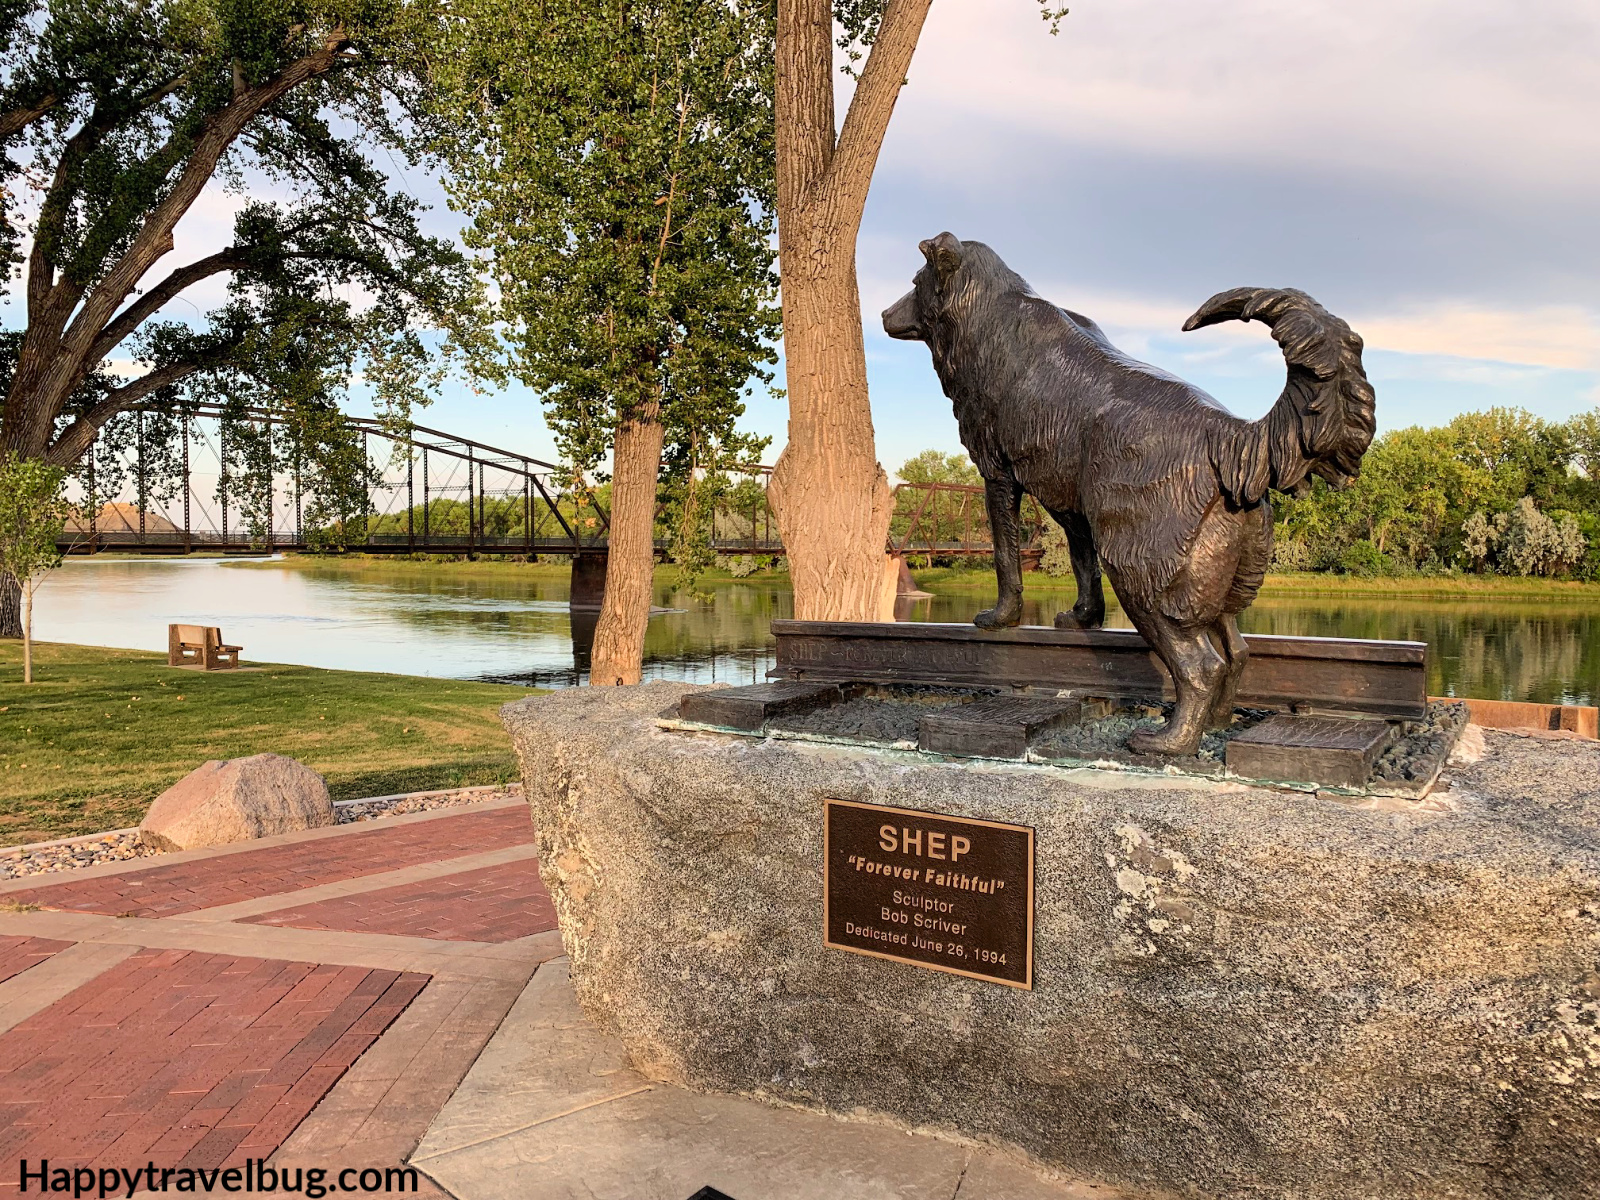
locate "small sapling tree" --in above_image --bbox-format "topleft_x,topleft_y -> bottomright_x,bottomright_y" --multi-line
436,0 -> 778,685
0,452 -> 70,682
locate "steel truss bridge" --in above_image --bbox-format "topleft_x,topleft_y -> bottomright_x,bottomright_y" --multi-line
60,403 -> 1044,562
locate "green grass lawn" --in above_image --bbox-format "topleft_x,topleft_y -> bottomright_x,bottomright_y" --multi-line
0,642 -> 539,847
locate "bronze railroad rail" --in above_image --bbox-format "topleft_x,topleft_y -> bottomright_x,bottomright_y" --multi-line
769,620 -> 1428,722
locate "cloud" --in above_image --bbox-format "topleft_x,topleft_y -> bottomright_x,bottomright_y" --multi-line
1353,304 -> 1600,371
894,1 -> 1599,206
851,0 -> 1600,387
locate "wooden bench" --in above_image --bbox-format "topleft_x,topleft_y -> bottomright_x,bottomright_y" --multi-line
167,624 -> 243,670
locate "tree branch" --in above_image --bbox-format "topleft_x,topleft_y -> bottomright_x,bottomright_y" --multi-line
821,0 -> 933,229
61,27 -> 356,364
25,67 -> 197,322
44,357 -> 215,466
0,92 -> 59,141
25,104 -> 112,322
89,248 -> 248,361
774,0 -> 836,217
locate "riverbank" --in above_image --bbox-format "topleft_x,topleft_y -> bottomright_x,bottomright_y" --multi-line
0,641 -> 538,847
223,554 -> 793,587
912,566 -> 1600,602
221,552 -> 1600,602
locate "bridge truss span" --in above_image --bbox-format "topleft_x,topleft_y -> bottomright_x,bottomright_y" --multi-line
61,403 -> 1030,564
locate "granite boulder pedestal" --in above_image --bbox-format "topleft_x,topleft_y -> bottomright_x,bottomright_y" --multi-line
503,683 -> 1600,1200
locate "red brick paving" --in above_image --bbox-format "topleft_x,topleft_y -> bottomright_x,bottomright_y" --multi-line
4,807 -> 533,918
241,859 -> 556,943
0,936 -> 74,985
0,949 -> 427,1189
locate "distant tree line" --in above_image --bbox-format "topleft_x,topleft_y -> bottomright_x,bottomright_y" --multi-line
1272,407 -> 1599,579
898,407 -> 1600,581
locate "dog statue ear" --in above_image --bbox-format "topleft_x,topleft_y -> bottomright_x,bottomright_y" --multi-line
920,232 -> 962,281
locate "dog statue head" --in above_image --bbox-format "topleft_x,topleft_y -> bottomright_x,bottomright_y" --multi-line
881,231 -> 966,342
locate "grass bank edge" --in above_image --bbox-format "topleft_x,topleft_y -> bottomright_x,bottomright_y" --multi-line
218,552 -> 1600,602
0,641 -> 543,847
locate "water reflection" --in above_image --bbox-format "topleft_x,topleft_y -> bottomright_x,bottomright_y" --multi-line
32,558 -> 1598,705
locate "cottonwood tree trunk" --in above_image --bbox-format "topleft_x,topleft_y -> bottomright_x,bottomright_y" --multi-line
769,262 -> 898,621
589,407 -> 666,686
770,0 -> 932,622
0,572 -> 20,640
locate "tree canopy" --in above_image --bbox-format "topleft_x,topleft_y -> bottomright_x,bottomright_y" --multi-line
433,0 -> 778,490
1237,406 -> 1599,579
0,0 -> 483,469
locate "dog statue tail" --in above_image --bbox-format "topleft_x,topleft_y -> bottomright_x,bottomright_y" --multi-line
1185,287 -> 1376,506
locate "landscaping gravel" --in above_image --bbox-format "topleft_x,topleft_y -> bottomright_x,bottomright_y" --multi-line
0,785 -> 520,880
0,832 -> 152,880
336,785 -> 521,824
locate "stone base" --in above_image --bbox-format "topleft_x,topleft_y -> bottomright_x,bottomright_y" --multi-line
503,684 -> 1600,1200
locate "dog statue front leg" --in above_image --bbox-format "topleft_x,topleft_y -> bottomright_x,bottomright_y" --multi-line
976,475 -> 1024,629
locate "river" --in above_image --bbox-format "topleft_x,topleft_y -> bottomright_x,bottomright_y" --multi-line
32,556 -> 1600,705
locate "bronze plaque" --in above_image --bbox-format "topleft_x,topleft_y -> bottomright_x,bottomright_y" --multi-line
823,799 -> 1034,988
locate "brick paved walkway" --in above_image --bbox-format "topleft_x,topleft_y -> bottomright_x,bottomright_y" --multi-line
242,861 -> 556,943
0,937 -> 74,985
0,951 -> 426,1175
6,807 -> 535,917
0,798 -> 561,1193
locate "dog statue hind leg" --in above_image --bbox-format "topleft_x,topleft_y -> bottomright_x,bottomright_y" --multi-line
1205,614 -> 1248,727
1047,507 -> 1106,629
1122,601 -> 1228,757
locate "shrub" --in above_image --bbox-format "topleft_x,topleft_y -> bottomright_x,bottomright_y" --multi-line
1339,540 -> 1387,576
1039,520 -> 1073,578
1271,537 -> 1316,572
1465,499 -> 1587,576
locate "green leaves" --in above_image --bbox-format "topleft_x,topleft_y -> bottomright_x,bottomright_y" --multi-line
1273,405 -> 1600,577
432,0 -> 778,477
1,0 -> 485,539
431,0 -> 778,591
0,451 -> 70,585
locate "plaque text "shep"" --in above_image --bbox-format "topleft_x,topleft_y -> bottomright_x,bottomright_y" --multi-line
823,799 -> 1035,988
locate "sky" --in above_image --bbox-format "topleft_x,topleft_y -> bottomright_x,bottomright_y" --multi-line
12,0 -> 1600,479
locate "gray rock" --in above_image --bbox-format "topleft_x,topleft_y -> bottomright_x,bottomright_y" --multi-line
139,753 -> 334,851
503,684 -> 1600,1200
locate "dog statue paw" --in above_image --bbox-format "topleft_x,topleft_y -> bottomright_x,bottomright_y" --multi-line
1128,722 -> 1204,758
974,601 -> 1022,630
1055,601 -> 1105,630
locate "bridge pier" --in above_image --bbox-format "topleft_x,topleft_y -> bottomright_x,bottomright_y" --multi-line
891,553 -> 933,600
570,551 -> 607,610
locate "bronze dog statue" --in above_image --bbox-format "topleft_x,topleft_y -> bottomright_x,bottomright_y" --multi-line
883,233 -> 1375,756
